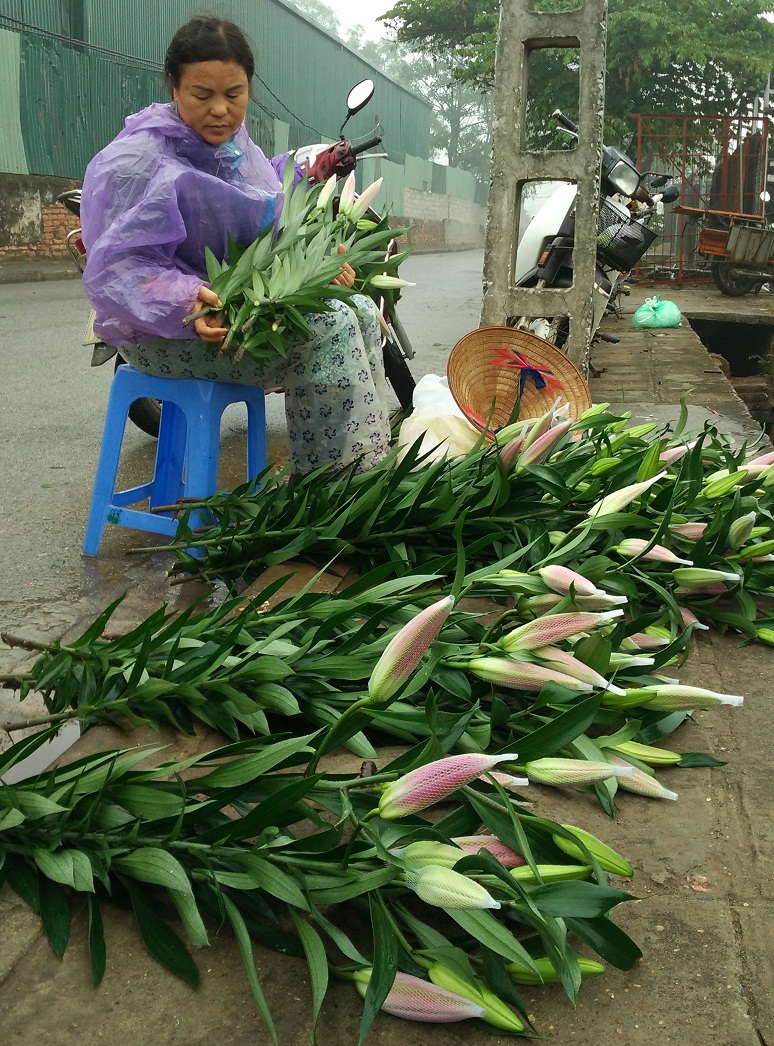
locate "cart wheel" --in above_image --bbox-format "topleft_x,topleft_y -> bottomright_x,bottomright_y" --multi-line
711,262 -> 758,297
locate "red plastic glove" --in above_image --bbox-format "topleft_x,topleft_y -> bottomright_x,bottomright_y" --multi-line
308,141 -> 356,183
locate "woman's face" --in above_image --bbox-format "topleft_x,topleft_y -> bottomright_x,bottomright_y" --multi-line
173,60 -> 249,145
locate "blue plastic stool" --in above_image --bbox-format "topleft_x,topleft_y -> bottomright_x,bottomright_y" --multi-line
83,366 -> 266,555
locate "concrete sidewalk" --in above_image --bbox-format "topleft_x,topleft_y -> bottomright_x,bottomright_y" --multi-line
1,279 -> 774,1045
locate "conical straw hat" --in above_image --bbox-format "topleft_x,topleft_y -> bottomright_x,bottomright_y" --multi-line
447,326 -> 592,433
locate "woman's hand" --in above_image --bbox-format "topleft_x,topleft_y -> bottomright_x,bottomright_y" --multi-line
332,244 -> 356,288
191,285 -> 228,343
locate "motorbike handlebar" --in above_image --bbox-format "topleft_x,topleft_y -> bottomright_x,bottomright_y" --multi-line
350,135 -> 383,157
551,109 -> 579,135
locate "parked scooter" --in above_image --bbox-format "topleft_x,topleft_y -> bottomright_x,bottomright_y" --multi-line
513,109 -> 680,359
58,79 -> 415,437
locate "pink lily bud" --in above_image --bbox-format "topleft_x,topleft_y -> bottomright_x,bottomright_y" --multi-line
607,755 -> 678,800
669,522 -> 708,541
393,841 -> 466,869
524,757 -> 635,786
451,835 -> 526,868
347,177 -> 383,222
467,656 -> 594,693
520,409 -> 555,452
524,593 -> 565,613
515,419 -> 572,468
615,538 -> 693,565
404,865 -> 501,909
427,963 -> 525,1032
631,684 -> 744,711
368,595 -> 454,703
673,583 -> 732,596
499,610 -> 622,652
533,645 -> 627,696
587,471 -> 666,519
353,969 -> 486,1023
487,771 -> 531,792
659,440 -> 697,465
743,449 -> 774,476
538,564 -> 603,597
620,632 -> 670,651
672,567 -> 738,587
678,606 -> 710,630
498,434 -> 525,473
378,751 -> 519,818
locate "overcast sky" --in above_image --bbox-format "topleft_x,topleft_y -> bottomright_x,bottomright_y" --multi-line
322,0 -> 393,38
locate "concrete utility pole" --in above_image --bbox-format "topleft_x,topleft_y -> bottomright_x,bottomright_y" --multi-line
481,0 -> 608,371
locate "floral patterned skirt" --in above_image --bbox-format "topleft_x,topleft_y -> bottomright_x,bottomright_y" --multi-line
119,294 -> 392,474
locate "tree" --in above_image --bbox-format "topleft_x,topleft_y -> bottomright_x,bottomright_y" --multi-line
380,0 -> 774,139
345,30 -> 493,179
283,0 -> 342,37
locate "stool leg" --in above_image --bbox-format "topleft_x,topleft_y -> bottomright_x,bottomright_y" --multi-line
244,388 -> 267,483
82,394 -> 130,557
149,402 -> 186,510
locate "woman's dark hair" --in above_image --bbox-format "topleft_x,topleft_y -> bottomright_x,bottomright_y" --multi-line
164,16 -> 254,89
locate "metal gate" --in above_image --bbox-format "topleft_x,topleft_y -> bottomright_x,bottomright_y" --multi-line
632,113 -> 772,284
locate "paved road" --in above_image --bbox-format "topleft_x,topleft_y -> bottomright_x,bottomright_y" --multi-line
0,252 -> 484,667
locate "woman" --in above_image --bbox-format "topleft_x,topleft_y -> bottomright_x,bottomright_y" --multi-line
81,15 -> 391,475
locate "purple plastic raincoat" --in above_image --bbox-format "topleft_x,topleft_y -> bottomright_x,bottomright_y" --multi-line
81,103 -> 289,345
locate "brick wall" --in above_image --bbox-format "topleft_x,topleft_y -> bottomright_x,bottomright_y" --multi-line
0,175 -> 81,260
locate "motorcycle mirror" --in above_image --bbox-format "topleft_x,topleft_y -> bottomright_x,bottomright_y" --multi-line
347,79 -> 375,116
340,79 -> 375,136
649,174 -> 669,187
660,185 -> 680,203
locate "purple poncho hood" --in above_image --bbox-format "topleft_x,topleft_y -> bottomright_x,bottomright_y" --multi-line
81,103 -> 287,344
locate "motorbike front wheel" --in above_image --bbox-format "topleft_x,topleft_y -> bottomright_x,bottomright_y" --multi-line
711,262 -> 758,297
114,355 -> 162,438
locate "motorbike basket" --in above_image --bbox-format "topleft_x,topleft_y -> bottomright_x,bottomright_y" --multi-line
596,201 -> 657,270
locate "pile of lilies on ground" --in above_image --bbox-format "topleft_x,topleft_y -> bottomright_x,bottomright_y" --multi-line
2,396 -> 772,1042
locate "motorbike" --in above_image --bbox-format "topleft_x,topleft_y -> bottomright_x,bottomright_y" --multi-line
672,203 -> 774,297
58,79 -> 416,438
513,109 -> 680,362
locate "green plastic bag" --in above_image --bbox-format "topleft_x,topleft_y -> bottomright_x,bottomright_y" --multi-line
632,295 -> 682,329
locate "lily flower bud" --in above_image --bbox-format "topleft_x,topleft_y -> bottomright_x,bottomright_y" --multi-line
427,964 -> 525,1032
620,632 -> 670,651
347,177 -> 383,222
552,825 -> 634,876
670,522 -> 708,541
756,627 -> 774,645
337,171 -> 357,215
607,652 -> 655,669
368,595 -> 454,703
744,449 -> 774,473
608,740 -> 681,766
507,956 -> 605,985
498,434 -> 525,474
378,751 -> 519,818
487,771 -> 531,792
520,410 -> 555,453
368,272 -> 415,290
626,684 -> 744,711
659,440 -> 698,465
606,755 -> 678,799
678,606 -> 710,630
727,512 -> 757,550
615,538 -> 693,565
671,567 -> 739,587
702,469 -> 750,497
532,645 -> 627,695
524,593 -> 565,613
315,173 -> 338,210
404,865 -> 501,909
739,539 -> 774,559
511,863 -> 592,883
587,472 -> 666,519
352,969 -> 486,1023
393,841 -> 466,869
499,610 -> 622,652
467,656 -> 594,693
524,757 -> 635,787
572,592 -> 629,609
539,564 -> 601,597
515,419 -> 572,468
450,835 -> 526,868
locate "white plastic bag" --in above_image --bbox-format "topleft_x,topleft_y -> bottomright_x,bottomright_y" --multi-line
398,374 -> 481,465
